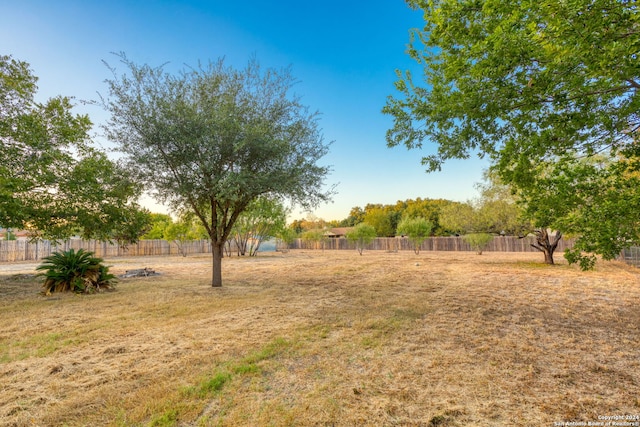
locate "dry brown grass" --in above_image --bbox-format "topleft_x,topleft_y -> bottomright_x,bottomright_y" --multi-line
1,250 -> 639,426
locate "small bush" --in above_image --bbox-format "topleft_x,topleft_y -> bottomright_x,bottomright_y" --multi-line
346,223 -> 377,255
37,248 -> 117,294
397,217 -> 433,255
463,233 -> 494,255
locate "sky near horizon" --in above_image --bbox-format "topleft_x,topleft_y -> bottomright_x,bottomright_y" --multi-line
2,0 -> 491,221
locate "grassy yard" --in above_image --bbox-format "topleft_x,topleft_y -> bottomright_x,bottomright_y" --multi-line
1,250 -> 639,426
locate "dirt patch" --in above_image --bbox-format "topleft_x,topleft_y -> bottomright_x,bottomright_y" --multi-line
1,250 -> 639,426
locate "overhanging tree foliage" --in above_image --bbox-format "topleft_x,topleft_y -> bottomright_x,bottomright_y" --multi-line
0,55 -> 148,242
384,0 -> 640,268
102,55 -> 333,286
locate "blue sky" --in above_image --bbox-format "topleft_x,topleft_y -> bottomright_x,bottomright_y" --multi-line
2,0 -> 490,221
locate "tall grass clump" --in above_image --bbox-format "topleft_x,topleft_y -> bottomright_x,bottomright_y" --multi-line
37,248 -> 117,294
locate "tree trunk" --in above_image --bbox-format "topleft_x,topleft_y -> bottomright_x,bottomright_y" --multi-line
211,242 -> 223,287
531,228 -> 562,265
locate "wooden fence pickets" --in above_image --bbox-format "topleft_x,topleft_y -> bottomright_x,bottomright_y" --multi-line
289,236 -> 576,253
0,239 -> 214,262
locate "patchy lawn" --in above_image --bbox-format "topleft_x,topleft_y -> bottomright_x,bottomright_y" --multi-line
1,250 -> 639,426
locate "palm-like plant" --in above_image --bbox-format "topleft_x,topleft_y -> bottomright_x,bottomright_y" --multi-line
37,249 -> 117,294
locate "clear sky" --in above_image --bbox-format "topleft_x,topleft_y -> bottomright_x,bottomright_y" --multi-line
1,0 -> 490,221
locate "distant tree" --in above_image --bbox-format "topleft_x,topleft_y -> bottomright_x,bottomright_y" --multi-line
164,216 -> 207,257
363,206 -> 394,237
0,55 -> 147,243
289,219 -> 305,234
343,199 -> 459,237
230,197 -> 287,256
439,198 -> 523,237
345,223 -> 377,255
142,213 -> 174,240
276,227 -> 297,252
401,198 -> 454,235
463,233 -> 494,256
288,214 -> 327,234
301,228 -> 328,250
110,205 -> 153,249
474,172 -> 531,236
103,55 -> 333,286
344,206 -> 366,227
397,217 -> 433,255
438,203 -> 478,236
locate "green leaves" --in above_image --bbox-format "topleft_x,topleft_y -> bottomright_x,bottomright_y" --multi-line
387,0 -> 640,167
104,55 -> 332,219
0,55 -> 147,243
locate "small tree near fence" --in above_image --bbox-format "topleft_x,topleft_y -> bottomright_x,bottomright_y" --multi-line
276,228 -> 297,252
397,217 -> 433,255
229,197 -> 287,256
463,233 -> 494,255
302,229 -> 328,251
346,223 -> 377,255
164,216 -> 207,257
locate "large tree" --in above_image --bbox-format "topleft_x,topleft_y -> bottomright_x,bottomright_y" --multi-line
517,154 -> 640,268
384,0 -> 640,267
0,55 -> 147,242
102,55 -> 333,286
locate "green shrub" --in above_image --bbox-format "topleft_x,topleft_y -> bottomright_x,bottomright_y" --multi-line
397,217 -> 433,255
463,233 -> 494,255
346,223 -> 377,255
37,248 -> 117,294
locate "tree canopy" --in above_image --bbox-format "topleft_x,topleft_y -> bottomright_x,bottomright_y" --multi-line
102,55 -> 333,286
384,0 -> 640,268
0,55 -> 148,242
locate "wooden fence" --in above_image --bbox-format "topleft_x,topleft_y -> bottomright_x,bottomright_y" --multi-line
290,235 -> 576,252
0,239 -> 213,262
3,236 -> 638,268
0,236 -> 570,262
